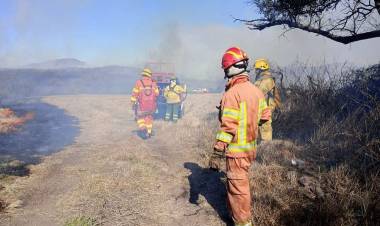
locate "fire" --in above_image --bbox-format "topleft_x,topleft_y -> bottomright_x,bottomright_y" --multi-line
0,108 -> 35,133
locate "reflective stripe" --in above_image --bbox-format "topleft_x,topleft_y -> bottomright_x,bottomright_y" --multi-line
235,221 -> 253,226
216,131 -> 233,143
222,108 -> 239,120
237,102 -> 247,144
258,98 -> 267,122
228,141 -> 257,153
226,50 -> 242,59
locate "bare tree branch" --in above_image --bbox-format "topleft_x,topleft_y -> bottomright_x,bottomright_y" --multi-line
239,0 -> 380,44
376,0 -> 380,14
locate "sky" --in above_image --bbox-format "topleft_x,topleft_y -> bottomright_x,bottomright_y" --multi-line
0,0 -> 379,79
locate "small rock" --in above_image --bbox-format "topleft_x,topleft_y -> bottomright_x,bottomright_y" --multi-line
298,176 -> 313,187
299,176 -> 325,200
315,184 -> 325,199
291,158 -> 306,169
8,200 -> 23,209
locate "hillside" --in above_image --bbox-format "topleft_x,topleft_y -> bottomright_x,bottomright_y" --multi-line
25,58 -> 87,69
0,66 -> 140,102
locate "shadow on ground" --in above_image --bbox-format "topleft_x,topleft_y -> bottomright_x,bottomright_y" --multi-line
184,162 -> 233,226
0,99 -> 79,171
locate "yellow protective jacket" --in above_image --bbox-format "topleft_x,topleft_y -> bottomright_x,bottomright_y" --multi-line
164,85 -> 186,104
216,74 -> 271,158
254,71 -> 276,110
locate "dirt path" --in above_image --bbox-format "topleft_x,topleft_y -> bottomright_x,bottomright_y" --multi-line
1,94 -> 231,226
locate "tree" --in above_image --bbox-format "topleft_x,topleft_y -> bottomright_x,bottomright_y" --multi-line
237,0 -> 380,44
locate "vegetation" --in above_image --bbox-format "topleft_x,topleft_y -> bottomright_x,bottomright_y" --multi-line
64,216 -> 98,226
254,63 -> 380,225
237,0 -> 380,44
200,63 -> 380,225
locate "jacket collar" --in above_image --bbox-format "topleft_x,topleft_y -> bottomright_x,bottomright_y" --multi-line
226,74 -> 249,90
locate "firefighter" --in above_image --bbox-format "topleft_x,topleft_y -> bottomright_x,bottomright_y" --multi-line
209,47 -> 271,226
254,59 -> 278,141
131,68 -> 159,139
163,76 -> 186,122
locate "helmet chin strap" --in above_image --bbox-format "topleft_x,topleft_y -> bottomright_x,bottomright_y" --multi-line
224,67 -> 248,79
224,60 -> 249,79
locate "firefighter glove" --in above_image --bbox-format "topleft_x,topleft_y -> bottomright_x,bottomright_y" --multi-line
209,149 -> 224,171
131,102 -> 137,111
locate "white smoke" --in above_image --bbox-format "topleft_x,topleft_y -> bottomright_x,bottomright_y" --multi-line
143,24 -> 380,81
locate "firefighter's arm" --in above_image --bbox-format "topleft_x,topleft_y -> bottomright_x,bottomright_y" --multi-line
258,98 -> 272,125
258,78 -> 275,95
163,86 -> 169,98
153,83 -> 159,97
176,85 -> 186,93
214,93 -> 239,151
130,82 -> 140,104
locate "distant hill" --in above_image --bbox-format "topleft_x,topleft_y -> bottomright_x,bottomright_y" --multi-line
24,58 -> 86,69
0,60 -> 223,103
0,66 -> 140,102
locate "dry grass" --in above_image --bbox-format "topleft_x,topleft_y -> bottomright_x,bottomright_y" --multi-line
195,64 -> 380,225
0,63 -> 378,226
1,95 -> 225,226
250,64 -> 379,226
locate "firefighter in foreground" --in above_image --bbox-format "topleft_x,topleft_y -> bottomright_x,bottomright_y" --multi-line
163,76 -> 186,122
209,47 -> 271,226
131,68 -> 159,138
254,59 -> 280,141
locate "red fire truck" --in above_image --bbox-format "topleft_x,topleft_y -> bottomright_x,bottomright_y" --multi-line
146,62 -> 187,119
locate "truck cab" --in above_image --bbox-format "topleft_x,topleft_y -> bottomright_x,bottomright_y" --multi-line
146,62 -> 186,119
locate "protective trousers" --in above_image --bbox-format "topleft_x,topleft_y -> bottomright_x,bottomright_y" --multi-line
165,103 -> 180,121
137,114 -> 153,134
259,119 -> 272,141
226,157 -> 253,225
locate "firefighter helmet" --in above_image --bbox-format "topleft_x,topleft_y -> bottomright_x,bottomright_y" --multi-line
254,59 -> 270,70
221,47 -> 249,70
141,68 -> 152,77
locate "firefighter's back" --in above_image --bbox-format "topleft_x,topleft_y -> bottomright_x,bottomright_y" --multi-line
225,80 -> 265,145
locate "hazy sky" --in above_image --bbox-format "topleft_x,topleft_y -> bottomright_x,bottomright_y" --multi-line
1,0 -> 379,79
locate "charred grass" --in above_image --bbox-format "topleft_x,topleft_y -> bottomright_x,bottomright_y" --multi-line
199,64 -> 380,226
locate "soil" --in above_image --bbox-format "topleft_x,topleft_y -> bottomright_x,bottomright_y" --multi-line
0,94 -> 233,226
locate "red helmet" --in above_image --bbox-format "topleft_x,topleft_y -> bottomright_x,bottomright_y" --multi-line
221,46 -> 249,70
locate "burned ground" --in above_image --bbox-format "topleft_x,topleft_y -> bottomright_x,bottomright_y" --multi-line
0,64 -> 378,226
0,100 -> 79,164
0,94 -> 232,226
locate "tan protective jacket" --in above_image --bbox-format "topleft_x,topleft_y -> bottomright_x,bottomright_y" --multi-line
254,71 -> 276,110
216,74 -> 271,158
164,85 -> 186,104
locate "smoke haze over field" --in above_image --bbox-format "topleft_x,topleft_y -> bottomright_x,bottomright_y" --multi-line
149,24 -> 380,81
1,0 -> 379,81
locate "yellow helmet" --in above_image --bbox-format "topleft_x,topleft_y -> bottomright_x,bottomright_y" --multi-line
254,58 -> 270,70
141,68 -> 152,77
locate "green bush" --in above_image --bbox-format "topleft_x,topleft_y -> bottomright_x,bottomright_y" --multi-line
64,216 -> 97,226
